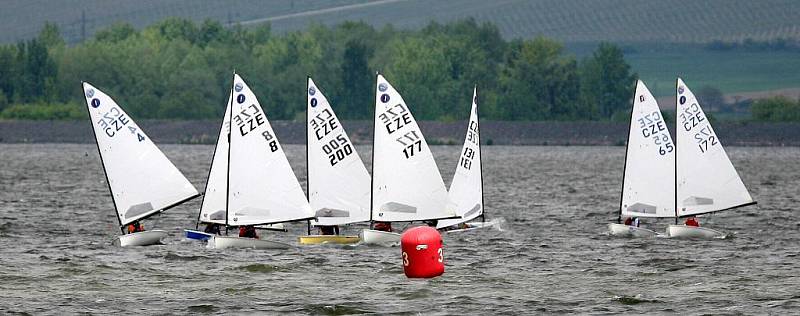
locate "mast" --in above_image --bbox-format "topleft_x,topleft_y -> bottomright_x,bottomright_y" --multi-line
306,75 -> 312,236
674,78 -> 679,225
476,85 -> 486,223
369,72 -> 378,229
617,80 -> 637,224
225,72 -> 235,230
83,81 -> 125,235
195,85 -> 233,230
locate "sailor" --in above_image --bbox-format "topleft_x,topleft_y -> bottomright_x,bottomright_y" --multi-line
318,225 -> 339,235
126,221 -> 144,234
623,217 -> 633,226
204,223 -> 222,235
685,217 -> 700,227
632,217 -> 640,227
373,221 -> 392,232
238,225 -> 259,238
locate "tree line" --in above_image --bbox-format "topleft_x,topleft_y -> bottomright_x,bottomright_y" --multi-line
1,18 -> 639,121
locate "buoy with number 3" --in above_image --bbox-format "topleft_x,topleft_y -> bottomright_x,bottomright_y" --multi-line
400,226 -> 444,278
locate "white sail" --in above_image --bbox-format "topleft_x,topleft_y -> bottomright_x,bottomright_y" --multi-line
82,82 -> 198,226
437,87 -> 483,228
371,74 -> 454,222
307,78 -> 371,226
198,90 -> 232,225
620,80 -> 676,218
675,78 -> 754,217
227,74 -> 314,226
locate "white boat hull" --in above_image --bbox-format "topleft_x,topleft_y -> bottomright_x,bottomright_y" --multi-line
444,221 -> 496,233
208,236 -> 291,250
359,229 -> 401,246
608,223 -> 659,237
666,225 -> 725,239
115,230 -> 167,247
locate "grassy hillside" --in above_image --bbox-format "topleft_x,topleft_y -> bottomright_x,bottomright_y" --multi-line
1,0 -> 799,44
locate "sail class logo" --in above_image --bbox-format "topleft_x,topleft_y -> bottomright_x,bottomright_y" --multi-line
678,86 -> 685,94
680,96 -> 687,105
380,94 -> 390,103
310,98 -> 318,107
308,86 -> 316,96
378,83 -> 388,92
85,89 -> 94,98
234,82 -> 243,92
91,98 -> 101,108
237,94 -> 245,104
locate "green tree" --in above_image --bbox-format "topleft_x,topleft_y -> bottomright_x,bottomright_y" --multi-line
579,42 -> 636,120
751,96 -> 800,121
339,39 -> 373,119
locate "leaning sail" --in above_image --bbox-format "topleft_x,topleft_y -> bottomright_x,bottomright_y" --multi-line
82,82 -> 199,226
675,78 -> 754,217
620,80 -> 676,218
198,90 -> 232,225
227,74 -> 314,226
371,74 -> 454,222
437,87 -> 483,228
307,78 -> 371,226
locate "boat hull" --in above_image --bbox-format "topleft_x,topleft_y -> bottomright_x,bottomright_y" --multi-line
444,221 -> 496,233
184,229 -> 214,241
298,235 -> 360,245
666,225 -> 725,239
115,230 -> 167,247
608,223 -> 659,237
359,229 -> 401,246
208,236 -> 291,249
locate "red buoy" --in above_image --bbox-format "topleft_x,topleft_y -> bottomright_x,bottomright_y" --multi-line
400,226 -> 444,278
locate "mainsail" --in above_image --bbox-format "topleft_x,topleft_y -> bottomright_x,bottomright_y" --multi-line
306,78 -> 371,226
619,80 -> 676,218
437,87 -> 484,228
83,82 -> 199,227
197,90 -> 233,225
675,78 -> 754,217
371,74 -> 454,222
227,73 -> 315,226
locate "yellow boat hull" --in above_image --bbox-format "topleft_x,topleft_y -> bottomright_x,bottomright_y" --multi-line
298,235 -> 360,245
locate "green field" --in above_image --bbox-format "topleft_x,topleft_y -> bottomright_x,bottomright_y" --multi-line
626,50 -> 800,97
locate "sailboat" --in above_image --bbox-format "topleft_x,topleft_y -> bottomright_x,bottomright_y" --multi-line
299,77 -> 371,245
201,73 -> 316,249
609,80 -> 675,237
360,74 -> 457,245
82,82 -> 200,247
436,86 -> 492,232
666,78 -> 756,238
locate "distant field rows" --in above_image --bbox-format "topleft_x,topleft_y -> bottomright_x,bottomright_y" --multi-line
2,0 -> 799,44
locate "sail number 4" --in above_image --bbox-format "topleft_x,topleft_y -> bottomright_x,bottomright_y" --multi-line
96,107 -> 145,141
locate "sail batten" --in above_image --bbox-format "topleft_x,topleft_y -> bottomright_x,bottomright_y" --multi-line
83,82 -> 199,227
438,87 -> 483,228
371,75 -> 453,222
307,78 -> 371,226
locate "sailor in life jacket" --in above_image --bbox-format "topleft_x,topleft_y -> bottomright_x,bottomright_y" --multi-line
373,221 -> 392,232
318,225 -> 339,235
684,217 -> 700,227
239,225 -> 259,239
126,221 -> 145,234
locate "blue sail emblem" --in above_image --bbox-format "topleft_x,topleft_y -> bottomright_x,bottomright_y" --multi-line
85,89 -> 94,98
378,83 -> 388,92
234,82 -> 243,92
308,86 -> 316,96
91,98 -> 101,108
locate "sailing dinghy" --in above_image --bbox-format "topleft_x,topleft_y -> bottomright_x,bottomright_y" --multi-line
437,87 -> 492,232
299,78 -> 370,245
609,80 -> 674,237
82,82 -> 199,247
666,78 -> 756,238
204,73 -> 316,249
360,74 -> 457,246
183,87 -> 285,242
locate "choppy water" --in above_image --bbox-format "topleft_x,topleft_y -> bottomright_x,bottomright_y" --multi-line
0,143 -> 798,315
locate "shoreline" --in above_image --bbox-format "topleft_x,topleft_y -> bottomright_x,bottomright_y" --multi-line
2,120 -> 800,146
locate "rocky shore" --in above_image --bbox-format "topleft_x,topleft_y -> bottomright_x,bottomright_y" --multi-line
1,120 -> 799,146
